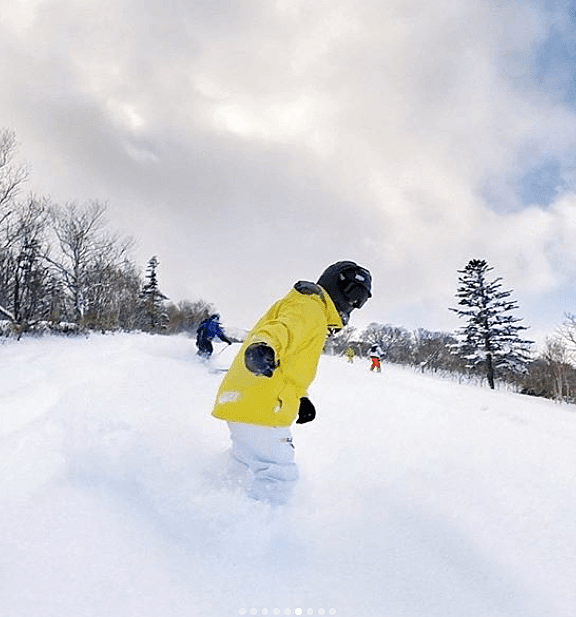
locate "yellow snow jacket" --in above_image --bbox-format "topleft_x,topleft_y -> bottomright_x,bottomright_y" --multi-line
212,281 -> 343,427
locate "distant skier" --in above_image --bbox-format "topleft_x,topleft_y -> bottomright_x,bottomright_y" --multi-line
195,314 -> 232,358
212,260 -> 372,505
369,344 -> 384,372
344,347 -> 355,363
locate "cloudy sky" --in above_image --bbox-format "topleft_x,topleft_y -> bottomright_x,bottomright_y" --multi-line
1,0 -> 576,344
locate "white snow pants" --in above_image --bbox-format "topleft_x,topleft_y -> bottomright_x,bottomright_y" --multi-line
226,421 -> 299,505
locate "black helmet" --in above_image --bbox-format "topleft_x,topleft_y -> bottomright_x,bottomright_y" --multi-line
210,313 -> 220,321
317,261 -> 372,324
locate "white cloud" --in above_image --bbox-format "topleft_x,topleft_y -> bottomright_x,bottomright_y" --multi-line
0,0 -> 575,335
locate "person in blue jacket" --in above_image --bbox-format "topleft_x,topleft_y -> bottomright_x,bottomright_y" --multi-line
196,314 -> 232,358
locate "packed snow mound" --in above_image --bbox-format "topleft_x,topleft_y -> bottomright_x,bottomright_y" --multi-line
1,332 -> 575,617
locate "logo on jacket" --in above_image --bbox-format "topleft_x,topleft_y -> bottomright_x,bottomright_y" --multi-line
218,391 -> 240,404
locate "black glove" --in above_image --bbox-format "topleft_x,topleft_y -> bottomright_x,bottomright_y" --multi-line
244,343 -> 278,377
296,397 -> 316,424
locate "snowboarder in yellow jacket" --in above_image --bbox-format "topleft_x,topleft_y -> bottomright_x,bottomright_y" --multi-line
344,347 -> 356,363
212,261 -> 372,504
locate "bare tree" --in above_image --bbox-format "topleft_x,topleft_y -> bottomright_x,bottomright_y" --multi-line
9,197 -> 50,325
558,313 -> 576,362
522,337 -> 576,403
0,129 -> 28,227
83,260 -> 143,332
542,337 -> 573,401
324,326 -> 358,356
361,323 -> 414,364
0,129 -> 29,323
165,299 -> 216,335
0,196 -> 51,328
412,329 -> 462,374
45,201 -> 134,324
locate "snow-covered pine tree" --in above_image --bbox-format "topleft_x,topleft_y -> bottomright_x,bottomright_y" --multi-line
450,259 -> 532,389
141,256 -> 167,331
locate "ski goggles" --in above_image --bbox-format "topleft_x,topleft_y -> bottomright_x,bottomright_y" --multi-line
347,283 -> 371,309
339,272 -> 372,309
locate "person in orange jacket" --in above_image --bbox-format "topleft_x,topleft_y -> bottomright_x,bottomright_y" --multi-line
212,261 -> 372,504
369,344 -> 384,372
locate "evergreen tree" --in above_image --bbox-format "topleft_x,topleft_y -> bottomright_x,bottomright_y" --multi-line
141,256 -> 167,331
450,259 -> 532,389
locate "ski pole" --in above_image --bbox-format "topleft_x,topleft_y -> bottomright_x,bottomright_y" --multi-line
215,343 -> 229,357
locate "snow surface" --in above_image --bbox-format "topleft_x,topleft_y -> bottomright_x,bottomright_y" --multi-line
1,332 -> 576,617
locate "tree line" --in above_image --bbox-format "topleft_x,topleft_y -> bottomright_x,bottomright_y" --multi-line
328,321 -> 576,404
3,128 -> 576,404
0,129 -> 214,336
328,259 -> 576,404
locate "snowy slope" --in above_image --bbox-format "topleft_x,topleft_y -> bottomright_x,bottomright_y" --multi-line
1,333 -> 575,617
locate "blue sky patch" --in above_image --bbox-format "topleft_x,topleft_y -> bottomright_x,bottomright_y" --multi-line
481,156 -> 575,212
530,14 -> 576,106
518,157 -> 563,206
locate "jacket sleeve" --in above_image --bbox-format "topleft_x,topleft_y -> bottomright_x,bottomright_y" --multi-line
248,298 -> 325,365
216,326 -> 232,344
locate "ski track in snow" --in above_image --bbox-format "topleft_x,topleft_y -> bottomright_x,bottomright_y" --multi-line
1,332 -> 576,617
